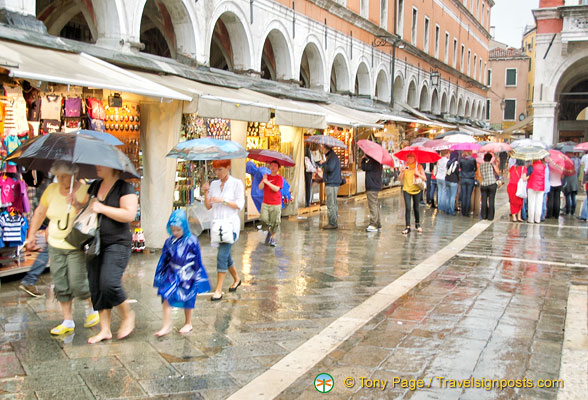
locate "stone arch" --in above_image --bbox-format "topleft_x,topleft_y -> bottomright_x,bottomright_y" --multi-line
330,50 -> 352,94
354,60 -> 371,97
298,38 -> 326,90
38,0 -> 97,43
393,73 -> 404,105
479,102 -> 485,120
472,101 -> 478,120
481,103 -> 487,120
457,96 -> 465,117
419,84 -> 430,112
464,99 -> 471,118
207,4 -> 254,71
136,0 -> 199,59
92,0 -> 127,48
374,66 -> 390,102
258,21 -> 295,81
440,91 -> 448,114
449,94 -> 457,115
431,89 -> 440,115
407,78 -> 418,108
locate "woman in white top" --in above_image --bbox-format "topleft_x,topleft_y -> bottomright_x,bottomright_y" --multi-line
202,159 -> 245,301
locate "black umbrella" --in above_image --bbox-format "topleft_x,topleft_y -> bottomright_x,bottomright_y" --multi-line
5,133 -> 139,179
554,141 -> 579,153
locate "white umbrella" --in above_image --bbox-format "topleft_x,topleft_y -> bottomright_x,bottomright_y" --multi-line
511,139 -> 549,149
444,134 -> 477,144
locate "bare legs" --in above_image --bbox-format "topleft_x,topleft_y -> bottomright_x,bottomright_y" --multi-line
213,265 -> 240,298
59,300 -> 73,321
88,300 -> 135,344
228,265 -> 239,290
154,301 -> 193,337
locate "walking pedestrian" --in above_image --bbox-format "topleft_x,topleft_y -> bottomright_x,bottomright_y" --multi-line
435,151 -> 449,213
153,210 -> 210,337
445,151 -> 460,215
546,167 -> 563,219
19,233 -> 48,297
459,151 -> 477,216
25,161 -> 98,336
203,159 -> 244,301
563,170 -> 578,216
479,153 -> 500,220
85,166 -> 138,344
527,159 -> 546,224
259,161 -> 283,247
361,154 -> 383,232
399,153 -> 426,234
318,144 -> 342,229
507,160 -> 527,222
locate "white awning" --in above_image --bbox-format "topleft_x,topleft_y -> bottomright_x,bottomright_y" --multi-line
397,102 -> 456,128
0,40 -> 191,101
461,125 -> 496,136
317,104 -> 383,128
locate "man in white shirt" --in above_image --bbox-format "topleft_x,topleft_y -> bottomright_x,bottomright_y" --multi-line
581,152 -> 588,191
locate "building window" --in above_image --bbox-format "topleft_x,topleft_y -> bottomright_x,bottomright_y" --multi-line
528,84 -> 531,100
434,25 -> 440,58
398,0 -> 405,38
460,44 -> 465,72
529,58 -> 532,72
487,69 -> 492,86
360,0 -> 369,18
506,68 -> 517,86
453,39 -> 458,68
380,0 -> 388,30
503,99 -> 516,120
486,99 -> 490,120
482,4 -> 485,26
467,49 -> 471,75
477,0 -> 480,18
444,32 -> 450,63
487,10 -> 490,28
424,17 -> 430,52
411,8 -> 418,46
479,58 -> 482,82
470,0 -> 474,11
473,55 -> 477,78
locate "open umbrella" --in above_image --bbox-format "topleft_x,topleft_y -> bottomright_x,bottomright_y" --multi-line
357,140 -> 393,166
167,138 -> 247,161
304,135 -> 347,149
547,150 -> 576,176
574,142 -> 588,152
554,141 -> 579,153
247,149 -> 295,167
480,142 -> 512,153
6,133 -> 139,179
394,146 -> 441,163
72,129 -> 123,146
411,137 -> 430,145
511,146 -> 549,161
511,139 -> 548,149
433,130 -> 470,140
444,134 -> 477,144
423,139 -> 451,151
450,142 -> 481,151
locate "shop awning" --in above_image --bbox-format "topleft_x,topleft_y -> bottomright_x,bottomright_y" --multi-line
0,40 -> 191,101
501,115 -> 533,135
461,125 -> 496,136
317,104 -> 383,128
397,102 -> 456,128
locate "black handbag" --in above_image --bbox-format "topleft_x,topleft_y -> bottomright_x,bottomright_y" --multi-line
65,198 -> 98,250
84,220 -> 101,261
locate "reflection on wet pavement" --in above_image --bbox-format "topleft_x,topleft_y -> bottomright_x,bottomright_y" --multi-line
0,188 -> 586,399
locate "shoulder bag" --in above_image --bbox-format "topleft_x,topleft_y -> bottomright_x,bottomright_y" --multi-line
414,166 -> 426,191
516,168 -> 528,199
210,219 -> 235,244
65,198 -> 99,250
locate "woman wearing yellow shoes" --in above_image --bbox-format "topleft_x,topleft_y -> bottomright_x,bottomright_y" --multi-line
25,161 -> 100,335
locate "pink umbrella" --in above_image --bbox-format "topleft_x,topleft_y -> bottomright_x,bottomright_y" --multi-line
357,139 -> 394,166
247,149 -> 295,167
424,139 -> 451,151
444,134 -> 477,144
394,146 -> 441,163
547,150 -> 575,176
574,142 -> 588,151
480,142 -> 512,153
450,142 -> 482,151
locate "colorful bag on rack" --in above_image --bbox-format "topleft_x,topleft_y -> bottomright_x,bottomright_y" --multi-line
64,97 -> 82,117
88,117 -> 105,132
87,98 -> 106,120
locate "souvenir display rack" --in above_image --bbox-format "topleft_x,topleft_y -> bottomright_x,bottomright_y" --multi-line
245,119 -> 282,189
327,126 -> 353,168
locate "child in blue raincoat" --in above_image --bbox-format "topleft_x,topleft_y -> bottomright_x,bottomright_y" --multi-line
153,210 -> 210,337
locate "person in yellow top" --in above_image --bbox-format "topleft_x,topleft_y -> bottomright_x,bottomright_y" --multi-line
399,154 -> 426,235
25,161 -> 99,336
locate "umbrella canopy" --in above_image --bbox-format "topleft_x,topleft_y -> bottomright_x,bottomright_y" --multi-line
554,141 -> 579,153
304,135 -> 347,149
357,140 -> 394,166
547,150 -> 576,176
480,142 -> 512,153
444,134 -> 477,144
411,137 -> 430,145
511,146 -> 549,161
394,146 -> 441,163
72,129 -> 123,145
423,139 -> 451,151
433,130 -> 470,139
574,142 -> 588,151
247,149 -> 295,167
5,133 -> 139,179
167,138 -> 247,161
450,142 -> 481,151
510,139 -> 548,149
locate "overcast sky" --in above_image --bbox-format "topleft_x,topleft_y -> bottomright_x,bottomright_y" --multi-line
490,0 -> 538,48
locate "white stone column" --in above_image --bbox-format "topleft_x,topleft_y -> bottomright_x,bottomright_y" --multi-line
140,100 -> 182,248
0,0 -> 35,15
532,102 -> 559,145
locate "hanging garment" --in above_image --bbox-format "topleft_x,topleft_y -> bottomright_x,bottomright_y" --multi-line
4,135 -> 21,166
3,84 -> 30,135
64,97 -> 82,117
40,94 -> 62,120
87,98 -> 106,120
0,176 -> 16,205
0,212 -> 28,245
12,181 -> 30,214
41,119 -> 61,134
0,102 -> 5,134
24,86 -> 42,121
63,118 -> 82,133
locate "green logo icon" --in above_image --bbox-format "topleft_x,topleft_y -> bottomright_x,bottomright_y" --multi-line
314,373 -> 334,393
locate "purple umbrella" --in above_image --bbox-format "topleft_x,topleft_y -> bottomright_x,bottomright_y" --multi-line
450,142 -> 481,151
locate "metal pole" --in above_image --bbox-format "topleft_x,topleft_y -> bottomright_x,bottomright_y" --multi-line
391,44 -> 396,109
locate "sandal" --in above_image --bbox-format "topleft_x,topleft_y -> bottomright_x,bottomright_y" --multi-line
416,225 -> 423,234
402,227 -> 411,235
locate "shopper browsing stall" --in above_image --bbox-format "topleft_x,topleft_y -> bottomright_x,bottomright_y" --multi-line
319,144 -> 342,229
259,161 -> 283,247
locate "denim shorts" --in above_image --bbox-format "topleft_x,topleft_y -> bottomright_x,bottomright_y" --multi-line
216,233 -> 236,272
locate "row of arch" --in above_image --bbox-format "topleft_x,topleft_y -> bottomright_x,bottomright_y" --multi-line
37,0 -> 485,119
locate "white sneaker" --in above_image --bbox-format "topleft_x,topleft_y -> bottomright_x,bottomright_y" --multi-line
366,225 -> 379,232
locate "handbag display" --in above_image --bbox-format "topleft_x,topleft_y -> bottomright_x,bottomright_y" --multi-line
516,177 -> 528,199
87,98 -> 106,120
65,199 -> 99,250
210,219 -> 235,244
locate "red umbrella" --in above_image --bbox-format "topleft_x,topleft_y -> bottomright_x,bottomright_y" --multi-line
546,150 -> 575,176
423,139 -> 451,151
480,142 -> 512,153
574,142 -> 588,151
247,149 -> 295,167
394,146 -> 441,163
357,140 -> 394,166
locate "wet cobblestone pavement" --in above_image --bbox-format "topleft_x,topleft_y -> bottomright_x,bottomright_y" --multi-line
0,188 -> 587,399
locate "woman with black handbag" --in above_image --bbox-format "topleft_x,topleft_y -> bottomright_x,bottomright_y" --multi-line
85,166 -> 138,344
202,159 -> 245,301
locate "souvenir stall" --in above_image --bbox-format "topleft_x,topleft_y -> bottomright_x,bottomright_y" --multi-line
374,122 -> 403,188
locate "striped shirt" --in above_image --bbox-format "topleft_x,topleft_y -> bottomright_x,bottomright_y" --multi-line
0,213 -> 27,243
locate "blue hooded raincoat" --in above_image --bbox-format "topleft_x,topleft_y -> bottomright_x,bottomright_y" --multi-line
153,210 -> 211,308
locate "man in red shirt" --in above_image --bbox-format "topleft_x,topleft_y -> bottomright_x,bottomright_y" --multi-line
259,161 -> 283,247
